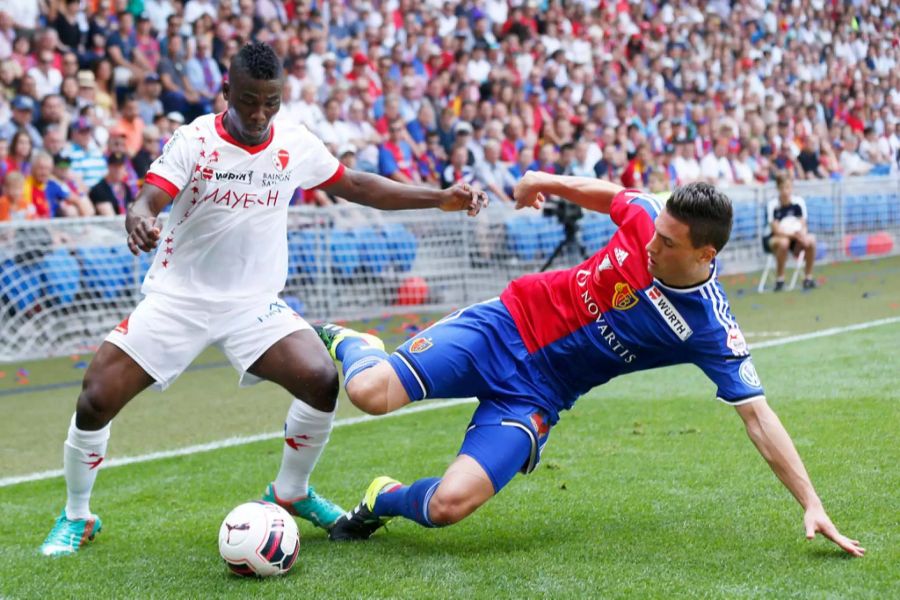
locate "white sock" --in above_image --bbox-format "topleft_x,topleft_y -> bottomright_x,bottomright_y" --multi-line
272,399 -> 335,500
63,413 -> 111,520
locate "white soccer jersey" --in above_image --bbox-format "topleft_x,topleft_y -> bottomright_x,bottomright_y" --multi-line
143,113 -> 343,300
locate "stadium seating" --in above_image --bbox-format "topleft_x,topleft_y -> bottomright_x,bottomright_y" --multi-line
288,229 -> 326,279
580,213 -> 616,253
382,223 -> 417,272
77,245 -> 133,300
328,229 -> 359,277
535,218 -> 565,256
0,259 -> 42,312
731,202 -> 757,243
41,248 -> 81,307
804,196 -> 835,233
354,227 -> 390,274
505,217 -> 541,261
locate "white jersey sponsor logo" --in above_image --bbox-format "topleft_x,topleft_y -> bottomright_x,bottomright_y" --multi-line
614,247 -> 629,266
726,325 -> 748,355
646,285 -> 693,341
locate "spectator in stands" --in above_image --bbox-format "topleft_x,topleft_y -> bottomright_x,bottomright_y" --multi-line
858,127 -> 892,167
763,171 -> 817,291
0,95 -> 42,148
105,126 -> 139,196
569,141 -> 596,178
185,34 -> 221,112
158,35 -> 205,121
136,74 -> 164,126
52,152 -> 86,199
50,0 -> 86,54
316,97 -> 351,154
88,151 -> 133,215
418,130 -> 447,186
475,139 -> 515,205
731,146 -> 756,185
107,10 -> 151,91
621,143 -> 652,188
64,117 -> 107,189
28,49 -> 63,98
378,117 -> 419,183
35,94 -> 69,138
0,171 -> 29,221
796,136 -> 826,180
839,135 -> 874,177
700,137 -> 735,187
91,58 -> 117,115
113,95 -> 145,156
0,137 -> 9,184
442,144 -> 477,189
132,125 -> 161,180
25,151 -> 93,218
670,136 -> 701,185
7,130 -> 34,176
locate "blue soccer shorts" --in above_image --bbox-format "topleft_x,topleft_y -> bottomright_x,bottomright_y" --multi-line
387,298 -> 555,492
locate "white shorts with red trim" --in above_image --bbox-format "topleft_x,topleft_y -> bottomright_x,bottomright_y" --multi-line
105,292 -> 311,390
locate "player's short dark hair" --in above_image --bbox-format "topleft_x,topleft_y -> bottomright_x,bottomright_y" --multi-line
666,182 -> 732,252
773,170 -> 792,189
231,42 -> 283,81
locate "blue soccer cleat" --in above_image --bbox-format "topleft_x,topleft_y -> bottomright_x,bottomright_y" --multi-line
40,509 -> 102,556
262,483 -> 344,530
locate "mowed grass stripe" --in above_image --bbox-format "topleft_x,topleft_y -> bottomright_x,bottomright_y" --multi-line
2,316 -> 899,489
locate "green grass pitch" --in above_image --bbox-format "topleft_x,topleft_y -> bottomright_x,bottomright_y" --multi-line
1,256 -> 899,598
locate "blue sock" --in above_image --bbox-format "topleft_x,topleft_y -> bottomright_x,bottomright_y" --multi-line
337,335 -> 388,385
372,477 -> 442,528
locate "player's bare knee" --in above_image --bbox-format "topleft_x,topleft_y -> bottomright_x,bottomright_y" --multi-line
428,490 -> 480,525
346,372 -> 389,415
76,376 -> 114,427
303,362 -> 339,412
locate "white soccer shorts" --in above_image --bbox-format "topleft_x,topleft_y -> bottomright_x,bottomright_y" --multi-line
105,293 -> 312,390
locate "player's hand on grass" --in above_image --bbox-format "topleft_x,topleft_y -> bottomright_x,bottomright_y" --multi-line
440,183 -> 489,216
513,171 -> 546,211
126,215 -> 162,255
804,505 -> 865,557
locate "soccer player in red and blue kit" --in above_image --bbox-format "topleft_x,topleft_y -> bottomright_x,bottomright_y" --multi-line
318,171 -> 864,557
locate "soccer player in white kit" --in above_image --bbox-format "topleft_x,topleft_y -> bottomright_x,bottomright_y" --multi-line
40,42 -> 488,556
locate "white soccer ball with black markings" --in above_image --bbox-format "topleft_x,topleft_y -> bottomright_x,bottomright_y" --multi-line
218,501 -> 300,577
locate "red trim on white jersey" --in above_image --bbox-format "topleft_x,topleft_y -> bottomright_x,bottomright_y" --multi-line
214,113 -> 276,154
314,163 -> 346,189
145,172 -> 179,198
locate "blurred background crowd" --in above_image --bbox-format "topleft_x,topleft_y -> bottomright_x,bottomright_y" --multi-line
0,0 -> 899,219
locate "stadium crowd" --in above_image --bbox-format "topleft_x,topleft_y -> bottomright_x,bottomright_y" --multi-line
0,0 -> 899,220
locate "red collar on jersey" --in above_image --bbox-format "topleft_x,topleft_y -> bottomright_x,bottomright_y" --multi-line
215,113 -> 275,154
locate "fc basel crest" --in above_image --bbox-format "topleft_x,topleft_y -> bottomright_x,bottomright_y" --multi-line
612,282 -> 639,310
409,337 -> 433,353
273,148 -> 290,172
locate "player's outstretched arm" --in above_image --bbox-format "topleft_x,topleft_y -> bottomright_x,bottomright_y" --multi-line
734,399 -> 865,557
125,183 -> 174,255
321,169 -> 488,216
512,170 -> 625,214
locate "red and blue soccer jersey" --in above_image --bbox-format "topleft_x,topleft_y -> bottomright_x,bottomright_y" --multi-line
386,188 -> 763,488
391,189 -> 764,428
498,189 -> 764,419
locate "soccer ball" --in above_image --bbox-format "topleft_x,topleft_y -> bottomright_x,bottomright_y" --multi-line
218,501 -> 300,577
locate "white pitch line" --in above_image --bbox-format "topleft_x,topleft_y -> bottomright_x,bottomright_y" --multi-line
749,315 -> 900,349
3,315 -> 900,489
0,397 -> 477,488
